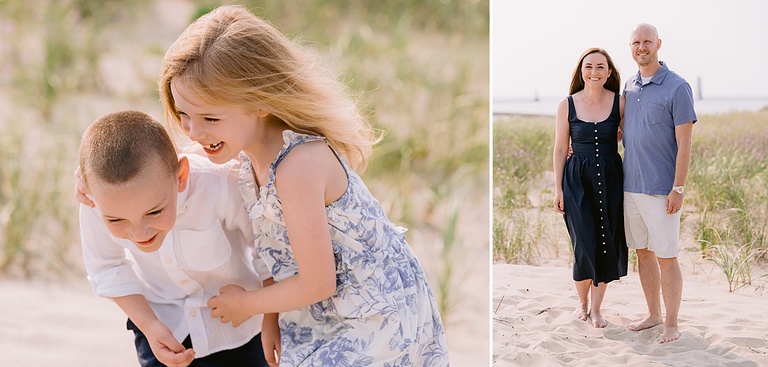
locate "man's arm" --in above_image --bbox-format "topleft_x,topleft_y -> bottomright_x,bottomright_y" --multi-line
667,121 -> 693,214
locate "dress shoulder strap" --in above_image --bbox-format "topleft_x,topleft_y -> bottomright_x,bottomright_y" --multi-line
610,92 -> 620,120
566,95 -> 577,123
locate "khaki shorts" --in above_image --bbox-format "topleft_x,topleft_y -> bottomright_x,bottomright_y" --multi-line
624,192 -> 682,258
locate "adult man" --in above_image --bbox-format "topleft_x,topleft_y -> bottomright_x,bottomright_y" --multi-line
622,23 -> 697,344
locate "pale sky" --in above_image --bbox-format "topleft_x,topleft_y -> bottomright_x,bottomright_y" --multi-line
492,0 -> 768,101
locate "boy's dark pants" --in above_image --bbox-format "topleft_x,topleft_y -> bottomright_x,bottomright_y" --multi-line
127,319 -> 269,367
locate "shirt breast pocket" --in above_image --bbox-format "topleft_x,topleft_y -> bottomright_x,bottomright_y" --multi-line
179,226 -> 232,271
644,102 -> 667,125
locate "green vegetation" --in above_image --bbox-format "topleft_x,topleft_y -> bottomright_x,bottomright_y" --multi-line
0,0 -> 146,277
492,115 -> 552,264
0,1 -> 489,325
688,111 -> 768,291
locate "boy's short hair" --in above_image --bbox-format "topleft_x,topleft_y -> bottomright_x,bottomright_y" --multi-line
79,110 -> 178,189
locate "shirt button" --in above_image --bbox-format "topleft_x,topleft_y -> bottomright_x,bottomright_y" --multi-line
597,173 -> 601,176
189,309 -> 197,317
181,279 -> 189,285
637,98 -> 640,101
604,250 -> 607,254
164,257 -> 173,264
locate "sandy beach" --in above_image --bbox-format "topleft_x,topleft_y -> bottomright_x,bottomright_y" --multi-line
0,279 -> 137,367
0,265 -> 486,367
493,251 -> 768,366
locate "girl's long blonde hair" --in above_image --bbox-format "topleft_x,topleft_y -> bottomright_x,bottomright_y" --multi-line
159,5 -> 379,170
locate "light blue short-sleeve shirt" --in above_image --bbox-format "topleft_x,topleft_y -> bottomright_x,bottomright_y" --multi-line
622,62 -> 697,195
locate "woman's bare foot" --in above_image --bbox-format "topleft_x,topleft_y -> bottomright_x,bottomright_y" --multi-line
573,305 -> 588,321
627,315 -> 662,331
590,311 -> 607,328
659,326 -> 680,343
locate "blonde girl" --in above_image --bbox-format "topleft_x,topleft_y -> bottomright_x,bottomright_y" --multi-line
159,5 -> 449,366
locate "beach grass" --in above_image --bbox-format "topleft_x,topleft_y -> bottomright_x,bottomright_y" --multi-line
0,0 -> 489,333
493,109 -> 768,292
492,115 -> 553,264
687,110 -> 768,291
0,0 -> 133,277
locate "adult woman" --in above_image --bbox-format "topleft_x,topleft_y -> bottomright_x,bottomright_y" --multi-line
552,48 -> 628,328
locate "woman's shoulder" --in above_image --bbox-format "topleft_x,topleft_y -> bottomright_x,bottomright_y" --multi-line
557,96 -> 572,115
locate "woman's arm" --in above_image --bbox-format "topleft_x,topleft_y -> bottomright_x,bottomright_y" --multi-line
552,98 -> 571,214
618,95 -> 626,142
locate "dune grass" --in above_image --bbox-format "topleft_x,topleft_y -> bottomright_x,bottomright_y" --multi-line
0,0 -> 489,331
0,0 -> 138,277
493,109 -> 768,292
492,115 -> 553,264
687,110 -> 768,291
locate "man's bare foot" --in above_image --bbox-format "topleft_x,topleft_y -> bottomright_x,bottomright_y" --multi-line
573,306 -> 588,321
659,326 -> 680,343
590,311 -> 607,328
627,315 -> 662,331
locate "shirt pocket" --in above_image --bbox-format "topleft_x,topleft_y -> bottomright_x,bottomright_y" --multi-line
644,102 -> 667,125
179,226 -> 232,271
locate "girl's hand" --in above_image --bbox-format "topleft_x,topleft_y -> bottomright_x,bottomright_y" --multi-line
73,167 -> 95,207
261,313 -> 281,366
209,284 -> 252,327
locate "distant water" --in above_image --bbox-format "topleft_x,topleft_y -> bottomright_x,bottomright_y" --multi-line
493,97 -> 768,117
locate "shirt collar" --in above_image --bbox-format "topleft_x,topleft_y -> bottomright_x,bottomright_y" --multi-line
633,61 -> 669,86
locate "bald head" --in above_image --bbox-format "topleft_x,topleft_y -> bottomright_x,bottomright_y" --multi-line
631,23 -> 659,42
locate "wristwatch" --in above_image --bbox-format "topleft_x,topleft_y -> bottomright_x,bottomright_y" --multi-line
672,185 -> 685,195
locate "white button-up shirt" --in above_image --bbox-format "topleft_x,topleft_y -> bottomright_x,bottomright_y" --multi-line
80,154 -> 271,358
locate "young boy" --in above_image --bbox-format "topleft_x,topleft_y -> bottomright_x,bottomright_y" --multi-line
78,110 -> 275,367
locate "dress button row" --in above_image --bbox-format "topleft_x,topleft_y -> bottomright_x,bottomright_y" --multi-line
594,127 -> 608,254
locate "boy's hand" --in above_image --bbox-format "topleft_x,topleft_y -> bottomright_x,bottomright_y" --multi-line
145,320 -> 195,367
209,284 -> 252,327
73,167 -> 95,207
262,313 -> 281,367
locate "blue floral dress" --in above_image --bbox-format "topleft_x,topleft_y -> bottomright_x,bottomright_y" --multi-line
238,130 -> 450,367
